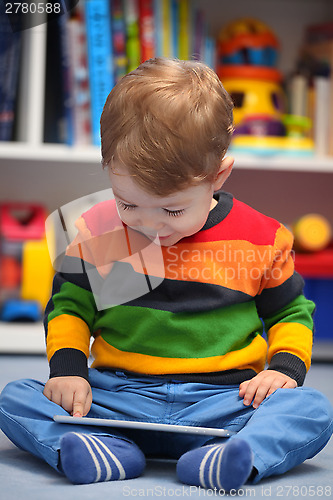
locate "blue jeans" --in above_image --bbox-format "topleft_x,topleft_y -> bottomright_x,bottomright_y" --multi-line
0,369 -> 332,483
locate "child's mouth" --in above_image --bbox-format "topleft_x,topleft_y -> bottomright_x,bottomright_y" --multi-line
129,227 -> 172,242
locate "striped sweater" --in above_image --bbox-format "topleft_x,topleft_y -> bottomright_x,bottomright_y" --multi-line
44,191 -> 315,386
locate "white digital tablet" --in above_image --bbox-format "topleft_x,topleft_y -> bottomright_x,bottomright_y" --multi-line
53,415 -> 235,438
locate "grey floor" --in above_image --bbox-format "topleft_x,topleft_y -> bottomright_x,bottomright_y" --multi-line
0,355 -> 332,500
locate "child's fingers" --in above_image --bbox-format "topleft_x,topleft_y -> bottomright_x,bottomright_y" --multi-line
61,391 -> 77,414
72,398 -> 85,417
238,380 -> 250,397
243,378 -> 272,408
43,384 -> 62,408
246,376 -> 298,408
72,389 -> 87,417
242,379 -> 261,406
240,372 -> 298,409
72,386 -> 92,417
266,378 -> 296,397
252,383 -> 272,408
83,389 -> 93,416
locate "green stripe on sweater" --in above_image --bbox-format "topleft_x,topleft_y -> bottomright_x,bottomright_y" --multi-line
47,281 -> 96,331
263,295 -> 315,332
94,301 -> 263,359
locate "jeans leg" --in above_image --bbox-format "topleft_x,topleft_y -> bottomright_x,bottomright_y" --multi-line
0,378 -> 129,472
233,387 -> 333,482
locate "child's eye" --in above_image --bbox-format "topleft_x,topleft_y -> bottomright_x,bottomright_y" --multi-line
117,200 -> 136,211
164,208 -> 185,217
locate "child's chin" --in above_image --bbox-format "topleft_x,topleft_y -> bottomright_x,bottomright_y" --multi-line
158,235 -> 181,246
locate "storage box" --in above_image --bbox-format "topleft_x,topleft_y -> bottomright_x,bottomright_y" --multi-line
303,278 -> 333,340
295,248 -> 333,340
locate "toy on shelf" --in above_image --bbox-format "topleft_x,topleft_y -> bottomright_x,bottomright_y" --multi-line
217,18 -> 314,156
292,213 -> 332,253
292,214 -> 333,342
218,18 -> 279,67
0,203 -> 54,322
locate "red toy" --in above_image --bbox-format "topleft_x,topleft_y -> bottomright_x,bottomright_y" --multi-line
0,202 -> 52,321
0,203 -> 47,241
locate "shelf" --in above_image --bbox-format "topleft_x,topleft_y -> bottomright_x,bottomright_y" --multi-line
0,322 -> 45,354
231,154 -> 333,173
0,142 -> 102,163
1,141 -> 333,173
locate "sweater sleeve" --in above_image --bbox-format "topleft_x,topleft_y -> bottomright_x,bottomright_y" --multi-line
44,217 -> 98,381
44,200 -> 150,380
255,224 -> 315,385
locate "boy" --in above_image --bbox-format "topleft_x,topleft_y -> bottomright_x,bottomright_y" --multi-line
0,58 -> 332,491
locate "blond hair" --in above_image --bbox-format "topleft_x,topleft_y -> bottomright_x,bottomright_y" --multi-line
101,58 -> 234,196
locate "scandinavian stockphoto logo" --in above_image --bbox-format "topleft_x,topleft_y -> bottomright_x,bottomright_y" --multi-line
3,0 -> 79,32
45,189 -> 165,311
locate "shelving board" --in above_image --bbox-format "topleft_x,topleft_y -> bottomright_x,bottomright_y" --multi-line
0,322 -> 45,354
0,142 -> 101,163
1,142 -> 333,173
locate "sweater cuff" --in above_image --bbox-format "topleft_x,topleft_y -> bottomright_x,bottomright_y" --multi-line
49,348 -> 89,382
268,352 -> 307,386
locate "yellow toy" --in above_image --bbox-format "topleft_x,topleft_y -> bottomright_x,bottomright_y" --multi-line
220,71 -> 284,126
217,18 -> 314,156
293,214 -> 332,253
21,238 -> 54,310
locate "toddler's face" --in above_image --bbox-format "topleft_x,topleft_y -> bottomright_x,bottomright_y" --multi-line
109,166 -> 217,246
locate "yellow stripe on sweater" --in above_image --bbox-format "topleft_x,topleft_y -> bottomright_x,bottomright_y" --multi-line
46,314 -> 91,361
267,322 -> 313,371
91,333 -> 268,375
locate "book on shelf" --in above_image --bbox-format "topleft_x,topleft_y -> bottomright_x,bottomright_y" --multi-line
85,0 -> 114,146
170,0 -> 179,58
67,1 -> 92,145
160,0 -> 172,58
124,0 -> 141,72
0,6 -> 23,142
193,6 -> 204,61
153,0 -> 162,56
41,0 -> 217,147
111,0 -> 128,82
60,9 -> 75,146
139,0 -> 155,62
203,36 -> 216,71
313,76 -> 331,156
303,39 -> 333,156
44,14 -> 69,144
288,74 -> 309,117
124,0 -> 209,75
178,0 -> 192,60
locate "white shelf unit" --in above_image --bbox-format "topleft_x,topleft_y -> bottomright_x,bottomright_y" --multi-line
1,0 -> 333,353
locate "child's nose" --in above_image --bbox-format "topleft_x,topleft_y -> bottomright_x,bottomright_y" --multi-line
138,214 -> 164,232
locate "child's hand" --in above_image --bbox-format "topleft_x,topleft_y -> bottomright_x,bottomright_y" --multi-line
239,370 -> 297,409
43,376 -> 92,417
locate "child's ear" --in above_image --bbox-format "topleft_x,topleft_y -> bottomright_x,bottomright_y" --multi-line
213,156 -> 234,191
